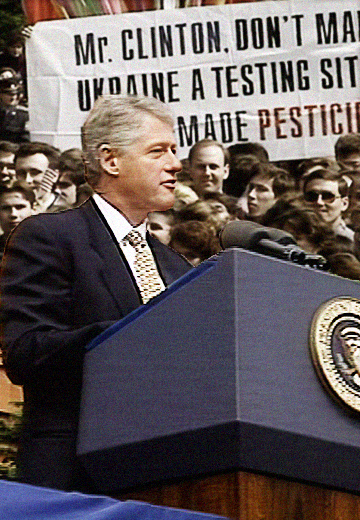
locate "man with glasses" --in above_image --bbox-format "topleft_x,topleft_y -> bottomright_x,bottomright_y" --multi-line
302,169 -> 354,242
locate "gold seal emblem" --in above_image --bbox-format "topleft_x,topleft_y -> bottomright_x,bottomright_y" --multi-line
310,297 -> 360,412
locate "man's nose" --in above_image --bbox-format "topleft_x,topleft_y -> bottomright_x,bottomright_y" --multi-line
248,187 -> 256,199
165,152 -> 182,174
203,165 -> 212,177
24,172 -> 34,185
315,194 -> 326,205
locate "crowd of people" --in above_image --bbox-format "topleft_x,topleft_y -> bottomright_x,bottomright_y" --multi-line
150,133 -> 360,281
1,131 -> 360,282
0,29 -> 360,281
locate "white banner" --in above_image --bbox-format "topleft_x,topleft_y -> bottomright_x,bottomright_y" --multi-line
27,0 -> 360,161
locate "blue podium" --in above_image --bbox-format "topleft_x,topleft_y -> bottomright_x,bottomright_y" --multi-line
77,249 -> 360,504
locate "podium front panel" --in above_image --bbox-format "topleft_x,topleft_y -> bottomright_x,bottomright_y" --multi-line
78,249 -> 360,493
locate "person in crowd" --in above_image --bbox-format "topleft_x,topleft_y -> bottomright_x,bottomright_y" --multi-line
0,140 -> 18,187
0,32 -> 27,103
173,180 -> 198,211
302,168 -> 354,242
147,209 -> 175,245
75,182 -> 94,206
223,153 -> 262,200
227,142 -> 269,164
262,196 -> 360,280
335,134 -> 360,170
343,170 -> 360,229
188,138 -> 229,198
224,142 -> 269,200
203,191 -> 243,219
203,192 -> 238,229
169,220 -> 220,266
0,181 -> 34,255
245,162 -> 296,222
262,197 -> 336,254
296,157 -> 340,179
0,73 -> 29,144
0,94 -> 192,491
14,141 -> 61,212
295,157 -> 340,190
52,148 -> 88,210
176,198 -> 232,234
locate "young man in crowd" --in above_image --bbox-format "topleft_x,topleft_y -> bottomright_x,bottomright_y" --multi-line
14,141 -> 61,212
245,163 -> 295,222
0,181 -> 34,254
188,138 -> 229,198
53,148 -> 87,209
147,209 -> 175,245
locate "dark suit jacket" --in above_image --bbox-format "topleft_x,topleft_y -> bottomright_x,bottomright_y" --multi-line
0,198 -> 192,490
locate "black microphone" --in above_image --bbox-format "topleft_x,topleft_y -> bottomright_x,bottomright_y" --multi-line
219,220 -> 328,269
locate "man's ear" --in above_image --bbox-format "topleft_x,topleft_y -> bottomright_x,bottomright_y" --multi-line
223,163 -> 230,180
341,195 -> 349,213
97,144 -> 119,176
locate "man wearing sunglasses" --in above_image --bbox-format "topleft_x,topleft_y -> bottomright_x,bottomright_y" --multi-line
303,169 -> 354,242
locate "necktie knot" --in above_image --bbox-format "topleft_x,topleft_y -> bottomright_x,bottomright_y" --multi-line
124,228 -> 164,304
125,229 -> 144,249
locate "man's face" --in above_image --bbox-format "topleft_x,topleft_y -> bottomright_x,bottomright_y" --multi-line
246,174 -> 276,218
15,153 -> 49,189
56,172 -> 77,206
206,200 -> 231,231
0,90 -> 19,106
8,43 -> 23,58
147,212 -> 173,245
189,145 -> 229,196
339,153 -> 360,170
0,192 -> 32,236
113,115 -> 182,218
304,178 -> 348,227
0,152 -> 16,186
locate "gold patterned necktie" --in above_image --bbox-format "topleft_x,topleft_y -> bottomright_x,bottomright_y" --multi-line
125,229 -> 164,304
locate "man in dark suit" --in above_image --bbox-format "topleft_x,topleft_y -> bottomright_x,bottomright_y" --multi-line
0,95 -> 192,491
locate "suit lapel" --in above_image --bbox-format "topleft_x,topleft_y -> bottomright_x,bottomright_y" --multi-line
79,200 -> 142,315
148,232 -> 191,286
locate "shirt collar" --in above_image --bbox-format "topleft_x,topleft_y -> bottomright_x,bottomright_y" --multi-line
92,193 -> 147,243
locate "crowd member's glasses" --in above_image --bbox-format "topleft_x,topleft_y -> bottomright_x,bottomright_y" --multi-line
304,190 -> 341,204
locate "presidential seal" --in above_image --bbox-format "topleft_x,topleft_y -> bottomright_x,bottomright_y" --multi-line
310,297 -> 360,413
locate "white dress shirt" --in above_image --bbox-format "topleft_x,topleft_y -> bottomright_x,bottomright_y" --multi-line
92,193 -> 165,290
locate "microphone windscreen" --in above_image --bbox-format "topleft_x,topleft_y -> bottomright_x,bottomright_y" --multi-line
257,226 -> 297,245
219,220 -> 262,249
219,220 -> 297,249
